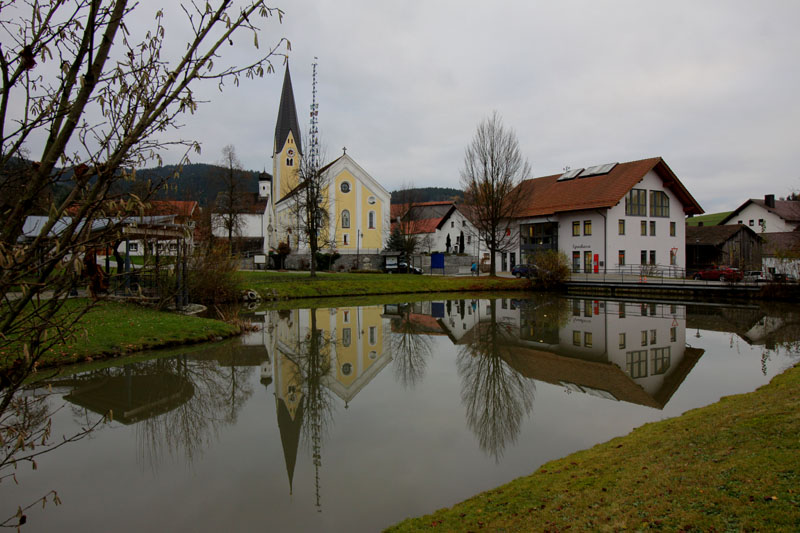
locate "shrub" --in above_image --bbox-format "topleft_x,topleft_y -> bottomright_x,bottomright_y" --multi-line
187,244 -> 240,304
314,252 -> 341,271
527,250 -> 571,289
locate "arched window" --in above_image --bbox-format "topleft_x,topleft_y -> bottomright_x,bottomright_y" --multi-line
368,210 -> 375,229
341,209 -> 350,229
286,158 -> 293,166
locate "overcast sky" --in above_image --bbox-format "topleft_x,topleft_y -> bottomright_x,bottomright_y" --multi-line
156,0 -> 800,213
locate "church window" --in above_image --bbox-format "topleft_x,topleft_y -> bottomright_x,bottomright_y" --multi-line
368,211 -> 376,229
340,181 -> 350,193
342,328 -> 351,347
286,157 -> 293,166
368,196 -> 376,205
343,233 -> 349,245
341,363 -> 353,376
369,326 -> 377,345
342,210 -> 350,229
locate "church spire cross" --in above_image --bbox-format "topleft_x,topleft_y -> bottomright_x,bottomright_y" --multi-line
342,146 -> 347,155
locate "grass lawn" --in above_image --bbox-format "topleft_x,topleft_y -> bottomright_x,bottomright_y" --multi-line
686,211 -> 733,226
386,363 -> 800,532
238,271 -> 530,300
1,298 -> 239,371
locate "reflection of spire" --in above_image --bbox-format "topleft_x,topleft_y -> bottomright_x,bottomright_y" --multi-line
276,397 -> 304,495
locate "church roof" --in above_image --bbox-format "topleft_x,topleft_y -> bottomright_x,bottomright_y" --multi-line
274,64 -> 303,156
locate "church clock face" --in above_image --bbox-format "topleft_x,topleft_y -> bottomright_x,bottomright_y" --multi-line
287,149 -> 295,157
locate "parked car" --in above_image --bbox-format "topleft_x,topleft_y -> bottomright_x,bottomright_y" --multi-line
771,272 -> 796,282
511,264 -> 533,278
692,266 -> 743,282
388,262 -> 423,275
743,270 -> 767,283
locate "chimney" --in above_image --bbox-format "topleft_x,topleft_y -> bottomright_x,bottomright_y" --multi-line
765,194 -> 775,208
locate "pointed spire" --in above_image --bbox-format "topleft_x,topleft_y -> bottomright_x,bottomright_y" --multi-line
276,396 -> 304,496
274,63 -> 303,156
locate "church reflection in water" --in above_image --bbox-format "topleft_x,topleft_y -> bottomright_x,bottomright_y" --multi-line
47,296 -> 716,506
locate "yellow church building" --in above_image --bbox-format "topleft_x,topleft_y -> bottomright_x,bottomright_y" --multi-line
269,65 -> 391,261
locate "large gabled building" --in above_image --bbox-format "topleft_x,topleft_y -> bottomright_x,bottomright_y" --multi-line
494,157 -> 703,274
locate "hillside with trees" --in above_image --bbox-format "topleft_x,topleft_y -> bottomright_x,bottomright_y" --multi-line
390,186 -> 463,204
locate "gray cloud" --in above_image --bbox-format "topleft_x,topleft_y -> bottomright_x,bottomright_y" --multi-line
114,1 -> 800,212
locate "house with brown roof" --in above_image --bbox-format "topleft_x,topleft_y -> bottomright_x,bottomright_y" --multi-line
498,157 -> 703,274
719,195 -> 800,233
391,201 -> 479,254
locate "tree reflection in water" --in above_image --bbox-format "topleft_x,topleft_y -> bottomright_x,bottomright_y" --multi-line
457,299 -> 535,462
389,306 -> 433,389
132,354 -> 254,470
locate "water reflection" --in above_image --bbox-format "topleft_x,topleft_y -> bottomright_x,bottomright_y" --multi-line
19,295 -> 800,529
456,299 -> 535,461
47,353 -> 255,469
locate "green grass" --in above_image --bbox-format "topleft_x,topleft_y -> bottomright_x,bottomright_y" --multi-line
1,299 -> 239,370
686,211 -> 732,226
238,271 -> 530,300
386,363 -> 800,532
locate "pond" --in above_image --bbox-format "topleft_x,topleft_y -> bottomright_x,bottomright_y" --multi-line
2,294 -> 798,532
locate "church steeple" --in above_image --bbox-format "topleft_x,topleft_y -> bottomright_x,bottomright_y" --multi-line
275,64 -> 302,156
273,63 -> 303,200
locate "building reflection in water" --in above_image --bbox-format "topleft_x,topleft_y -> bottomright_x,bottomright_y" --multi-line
46,296 -> 711,509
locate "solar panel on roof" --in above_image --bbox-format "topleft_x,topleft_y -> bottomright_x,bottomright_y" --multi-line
579,162 -> 618,178
557,168 -> 583,181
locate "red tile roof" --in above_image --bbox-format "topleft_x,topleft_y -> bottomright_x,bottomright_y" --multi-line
147,200 -> 198,217
514,157 -> 703,217
392,218 -> 441,235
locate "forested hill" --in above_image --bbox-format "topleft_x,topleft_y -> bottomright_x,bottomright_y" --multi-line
390,187 -> 463,204
131,163 -> 263,206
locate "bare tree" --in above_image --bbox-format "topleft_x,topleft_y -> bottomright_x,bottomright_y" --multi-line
460,111 -> 530,276
213,144 -> 248,254
0,1 -> 288,524
287,141 -> 330,277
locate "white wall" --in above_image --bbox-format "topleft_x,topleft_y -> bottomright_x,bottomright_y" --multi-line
511,169 -> 686,274
605,170 -> 686,273
725,203 -> 793,233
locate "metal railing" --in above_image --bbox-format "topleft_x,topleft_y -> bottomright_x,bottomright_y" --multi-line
566,264 -> 766,288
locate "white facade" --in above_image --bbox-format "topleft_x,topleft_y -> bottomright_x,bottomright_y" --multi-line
211,179 -> 276,253
415,208 -> 480,255
724,203 -> 794,233
487,167 -> 689,275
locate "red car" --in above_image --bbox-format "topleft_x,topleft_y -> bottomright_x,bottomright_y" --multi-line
693,266 -> 743,282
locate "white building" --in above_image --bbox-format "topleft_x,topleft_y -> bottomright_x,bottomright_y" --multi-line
484,157 -> 703,275
211,184 -> 276,254
719,195 -> 800,233
391,201 -> 480,255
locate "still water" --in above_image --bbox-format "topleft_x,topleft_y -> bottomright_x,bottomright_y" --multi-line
3,294 -> 798,532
